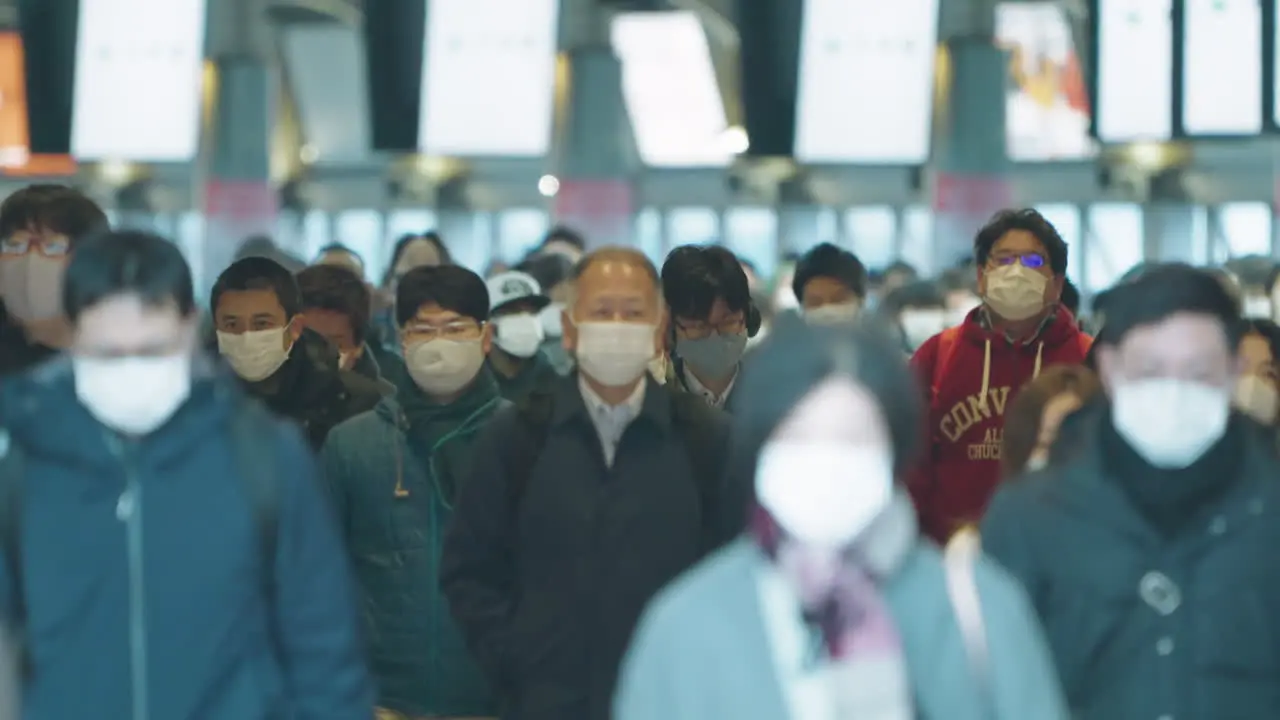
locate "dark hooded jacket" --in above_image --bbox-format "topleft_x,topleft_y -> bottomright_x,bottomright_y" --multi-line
0,301 -> 57,377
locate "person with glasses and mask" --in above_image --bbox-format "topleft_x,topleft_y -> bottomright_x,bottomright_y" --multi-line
660,245 -> 759,410
908,209 -> 1092,544
0,230 -> 371,719
322,264 -> 504,720
0,184 -> 109,375
212,257 -> 382,449
484,270 -> 561,403
441,247 -> 743,720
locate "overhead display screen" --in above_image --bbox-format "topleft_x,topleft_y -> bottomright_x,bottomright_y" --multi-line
1182,0 -> 1262,136
71,0 -> 207,161
1093,0 -> 1173,142
612,12 -> 732,168
996,3 -> 1095,160
794,0 -> 940,164
418,0 -> 559,157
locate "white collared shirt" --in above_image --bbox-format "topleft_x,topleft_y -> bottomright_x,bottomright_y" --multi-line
578,375 -> 646,466
682,364 -> 738,409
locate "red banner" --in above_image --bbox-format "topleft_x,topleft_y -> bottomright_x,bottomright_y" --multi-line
554,179 -> 634,249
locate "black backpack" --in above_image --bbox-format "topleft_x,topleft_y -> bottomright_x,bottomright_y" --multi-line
505,388 -> 724,530
0,398 -> 281,676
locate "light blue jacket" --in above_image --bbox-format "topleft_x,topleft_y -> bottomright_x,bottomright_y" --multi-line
615,537 -> 1069,720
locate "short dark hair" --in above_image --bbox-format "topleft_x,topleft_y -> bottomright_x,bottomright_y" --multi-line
541,225 -> 585,251
0,184 -> 108,244
974,209 -> 1068,275
384,231 -> 453,285
211,256 -> 303,318
62,230 -> 194,324
395,264 -> 490,327
296,264 -> 372,344
661,245 -> 751,321
1100,263 -> 1243,351
1061,278 -> 1081,316
517,252 -> 575,291
316,243 -> 363,264
791,243 -> 867,301
880,280 -> 945,316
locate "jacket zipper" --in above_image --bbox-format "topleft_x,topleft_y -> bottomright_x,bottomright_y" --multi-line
111,436 -> 149,720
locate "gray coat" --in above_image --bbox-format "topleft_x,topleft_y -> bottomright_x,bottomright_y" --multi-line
615,527 -> 1068,719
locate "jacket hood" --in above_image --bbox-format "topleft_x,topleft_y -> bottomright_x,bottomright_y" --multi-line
956,303 -> 1087,402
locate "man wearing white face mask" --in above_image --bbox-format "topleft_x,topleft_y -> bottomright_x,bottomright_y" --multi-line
484,270 -> 561,403
212,257 -> 382,449
908,209 -> 1092,544
0,184 -> 109,376
793,243 -> 868,326
517,252 -> 577,376
322,264 -> 505,719
0,230 -> 373,718
984,264 -> 1280,719
441,247 -> 743,720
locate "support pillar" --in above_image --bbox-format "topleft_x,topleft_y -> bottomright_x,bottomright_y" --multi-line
1143,204 -> 1198,263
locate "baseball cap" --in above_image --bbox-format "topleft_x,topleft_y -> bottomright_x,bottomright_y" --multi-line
486,271 -> 550,313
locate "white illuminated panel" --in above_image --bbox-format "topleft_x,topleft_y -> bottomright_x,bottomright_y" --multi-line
996,2 -> 1096,160
419,0 -> 559,156
612,12 -> 731,168
71,0 -> 206,161
1094,0 -> 1173,142
1182,0 -> 1262,135
794,0 -> 940,164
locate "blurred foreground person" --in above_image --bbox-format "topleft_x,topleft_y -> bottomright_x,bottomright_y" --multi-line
485,271 -> 560,403
1234,318 -> 1280,426
983,264 -> 1280,719
0,185 -> 108,375
793,243 -> 867,325
212,257 -> 381,448
911,209 -> 1091,543
324,265 -> 503,718
615,316 -> 1067,720
999,365 -> 1101,478
441,247 -> 741,720
0,231 -> 371,719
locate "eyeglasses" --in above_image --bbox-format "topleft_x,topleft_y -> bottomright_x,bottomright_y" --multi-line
1,235 -> 70,258
403,321 -> 484,342
675,316 -> 746,340
989,252 -> 1046,270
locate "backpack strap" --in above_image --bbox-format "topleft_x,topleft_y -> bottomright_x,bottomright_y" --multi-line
227,400 -> 280,605
506,391 -> 556,513
0,431 -> 26,677
930,326 -> 964,399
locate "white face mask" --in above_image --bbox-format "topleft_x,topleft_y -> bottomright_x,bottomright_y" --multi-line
575,321 -> 656,387
756,442 -> 894,550
493,313 -> 545,358
338,349 -> 357,371
217,328 -> 292,382
1112,377 -> 1231,468
1243,295 -> 1274,320
0,254 -> 66,323
1234,373 -> 1279,424
804,301 -> 861,326
74,355 -> 192,435
538,303 -> 564,337
899,308 -> 947,349
984,264 -> 1048,321
406,338 -> 486,396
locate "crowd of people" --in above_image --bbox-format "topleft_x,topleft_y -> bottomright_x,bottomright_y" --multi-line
0,182 -> 1278,719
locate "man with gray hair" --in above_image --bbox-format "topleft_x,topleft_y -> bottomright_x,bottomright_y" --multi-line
441,246 -> 746,720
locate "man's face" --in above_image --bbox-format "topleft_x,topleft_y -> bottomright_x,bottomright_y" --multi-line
0,227 -> 72,323
563,258 -> 663,353
1097,312 -> 1237,395
800,276 -> 858,310
673,297 -> 745,342
400,302 -> 493,355
74,293 -> 195,359
301,307 -> 359,368
977,229 -> 1062,304
214,289 -> 300,349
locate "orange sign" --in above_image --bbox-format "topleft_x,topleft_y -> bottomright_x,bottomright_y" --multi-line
0,32 -> 75,176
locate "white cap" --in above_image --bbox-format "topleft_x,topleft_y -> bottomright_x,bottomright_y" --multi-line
486,271 -> 550,313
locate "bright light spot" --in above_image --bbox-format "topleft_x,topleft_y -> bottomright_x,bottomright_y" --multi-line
300,144 -> 319,163
1125,142 -> 1167,171
720,126 -> 749,155
98,159 -> 133,185
538,174 -> 560,197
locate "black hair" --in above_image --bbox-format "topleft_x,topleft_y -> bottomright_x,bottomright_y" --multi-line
880,280 -> 945,317
1224,255 -> 1275,291
883,260 -> 918,281
732,314 -> 922,479
316,243 -> 363,265
973,208 -> 1068,275
1099,263 -> 1244,351
791,243 -> 868,302
661,245 -> 752,321
540,225 -> 585,251
63,230 -> 194,323
517,252 -> 575,292
384,231 -> 453,285
395,264 -> 490,327
0,184 -> 108,244
211,256 -> 303,319
1243,318 -> 1280,361
296,264 -> 372,344
1061,277 -> 1081,316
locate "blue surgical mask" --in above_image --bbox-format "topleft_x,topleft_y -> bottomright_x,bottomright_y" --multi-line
676,332 -> 747,381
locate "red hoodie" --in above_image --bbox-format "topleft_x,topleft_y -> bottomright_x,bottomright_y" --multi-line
908,305 -> 1092,543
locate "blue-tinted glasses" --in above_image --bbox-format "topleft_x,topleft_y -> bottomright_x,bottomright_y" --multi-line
990,252 -> 1046,269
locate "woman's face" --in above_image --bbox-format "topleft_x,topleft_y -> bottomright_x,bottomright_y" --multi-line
1028,391 -> 1081,468
393,238 -> 442,277
1239,333 -> 1277,380
1235,333 -> 1280,423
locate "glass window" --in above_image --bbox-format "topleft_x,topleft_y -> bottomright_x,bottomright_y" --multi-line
1218,202 -> 1271,260
334,210 -> 382,281
1034,204 -> 1082,286
900,206 -> 935,275
496,209 -> 549,264
1085,203 -> 1143,294
301,210 -> 331,260
667,207 -> 719,247
634,208 -> 664,263
844,206 -> 897,270
724,207 -> 778,281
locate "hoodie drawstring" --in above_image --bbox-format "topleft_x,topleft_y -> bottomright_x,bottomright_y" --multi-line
1033,341 -> 1044,379
979,339 -> 1046,412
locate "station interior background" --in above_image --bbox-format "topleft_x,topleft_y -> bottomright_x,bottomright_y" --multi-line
0,0 -> 1276,306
